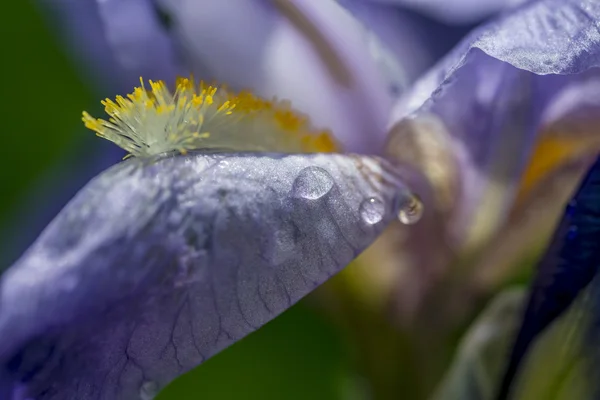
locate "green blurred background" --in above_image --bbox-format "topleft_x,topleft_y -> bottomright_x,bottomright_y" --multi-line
1,2 -> 364,399
1,1 -> 91,232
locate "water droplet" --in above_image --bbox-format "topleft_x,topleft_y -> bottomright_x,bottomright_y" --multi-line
292,166 -> 334,200
140,381 -> 159,400
360,197 -> 385,225
398,194 -> 423,225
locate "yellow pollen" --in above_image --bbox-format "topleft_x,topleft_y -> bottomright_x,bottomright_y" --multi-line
82,76 -> 339,157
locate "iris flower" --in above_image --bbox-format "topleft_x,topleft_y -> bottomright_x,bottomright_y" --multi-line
3,0 -> 600,399
307,1 -> 600,395
436,154 -> 600,400
379,0 -> 600,325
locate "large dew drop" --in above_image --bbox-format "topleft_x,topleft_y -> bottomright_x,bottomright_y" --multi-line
291,166 -> 334,200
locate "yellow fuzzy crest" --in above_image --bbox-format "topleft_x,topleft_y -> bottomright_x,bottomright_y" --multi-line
83,77 -> 338,157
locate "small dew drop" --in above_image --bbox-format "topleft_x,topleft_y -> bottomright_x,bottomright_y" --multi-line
292,166 -> 334,200
360,197 -> 385,225
398,194 -> 423,225
140,381 -> 159,400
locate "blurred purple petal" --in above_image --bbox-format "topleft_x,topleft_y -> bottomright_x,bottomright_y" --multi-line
95,0 -> 184,84
390,0 -> 600,249
336,0 -> 433,86
339,0 -> 478,85
363,0 -> 528,25
151,0 -> 394,152
473,157 -> 594,292
383,0 -> 600,321
38,0 -> 183,95
0,152 -> 411,399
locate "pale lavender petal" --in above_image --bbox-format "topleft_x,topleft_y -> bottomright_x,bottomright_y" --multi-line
362,0 -> 528,25
0,152 -> 410,399
389,0 -> 600,250
339,1 -> 478,86
471,75 -> 600,292
337,0 -> 434,88
94,0 -> 185,84
395,0 -> 600,118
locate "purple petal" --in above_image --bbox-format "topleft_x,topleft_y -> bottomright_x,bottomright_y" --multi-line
38,0 -> 183,95
336,0 -> 435,88
0,152 -> 411,399
362,0 -> 528,25
389,0 -> 600,249
394,0 -> 600,118
339,0 -> 479,85
384,0 -> 600,322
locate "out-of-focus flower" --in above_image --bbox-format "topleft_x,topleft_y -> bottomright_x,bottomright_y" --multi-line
316,0 -> 600,396
496,154 -> 600,400
369,0 -> 600,325
436,155 -> 600,400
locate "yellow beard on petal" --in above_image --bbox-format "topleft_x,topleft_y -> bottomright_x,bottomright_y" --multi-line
515,133 -> 599,207
517,137 -> 582,199
82,77 -> 338,157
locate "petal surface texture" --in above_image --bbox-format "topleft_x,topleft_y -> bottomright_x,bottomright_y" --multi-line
0,152 -> 410,399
